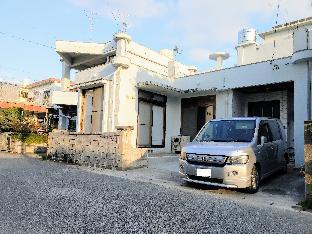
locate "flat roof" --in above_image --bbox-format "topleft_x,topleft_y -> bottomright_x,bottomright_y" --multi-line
259,17 -> 312,39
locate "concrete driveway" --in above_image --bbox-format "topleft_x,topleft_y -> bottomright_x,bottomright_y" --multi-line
91,154 -> 305,211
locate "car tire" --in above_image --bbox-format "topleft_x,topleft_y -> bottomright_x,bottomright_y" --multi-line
246,165 -> 260,193
280,161 -> 288,174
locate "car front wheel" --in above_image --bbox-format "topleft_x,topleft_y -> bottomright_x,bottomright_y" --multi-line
246,165 -> 260,193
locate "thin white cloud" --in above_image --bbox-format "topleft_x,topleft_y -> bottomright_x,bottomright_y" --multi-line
71,0 -> 168,27
188,49 -> 211,63
169,0 -> 312,68
171,0 -> 312,48
70,0 -> 312,68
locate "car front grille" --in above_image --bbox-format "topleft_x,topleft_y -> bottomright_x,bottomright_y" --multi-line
186,154 -> 228,167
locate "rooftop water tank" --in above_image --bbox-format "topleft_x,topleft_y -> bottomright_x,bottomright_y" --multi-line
238,28 -> 256,45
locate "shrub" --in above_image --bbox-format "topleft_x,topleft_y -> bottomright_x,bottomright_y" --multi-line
12,133 -> 48,145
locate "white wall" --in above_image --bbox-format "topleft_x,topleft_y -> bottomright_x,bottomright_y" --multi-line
236,36 -> 293,65
51,91 -> 78,106
236,23 -> 312,66
29,82 -> 62,106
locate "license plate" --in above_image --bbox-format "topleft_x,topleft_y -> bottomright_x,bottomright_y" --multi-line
196,168 -> 211,177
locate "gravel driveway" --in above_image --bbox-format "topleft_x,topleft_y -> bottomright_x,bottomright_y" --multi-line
0,153 -> 311,233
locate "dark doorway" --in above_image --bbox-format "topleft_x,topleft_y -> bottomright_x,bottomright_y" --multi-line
248,100 -> 280,118
181,96 -> 215,140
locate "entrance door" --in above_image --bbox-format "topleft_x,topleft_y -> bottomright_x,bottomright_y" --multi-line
84,91 -> 93,132
138,101 -> 152,147
152,105 -> 164,146
92,87 -> 104,132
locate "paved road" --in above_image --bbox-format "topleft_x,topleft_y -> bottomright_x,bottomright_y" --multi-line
0,154 -> 311,233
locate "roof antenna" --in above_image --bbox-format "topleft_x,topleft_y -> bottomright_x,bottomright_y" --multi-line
173,45 -> 183,55
111,9 -> 130,33
83,9 -> 98,41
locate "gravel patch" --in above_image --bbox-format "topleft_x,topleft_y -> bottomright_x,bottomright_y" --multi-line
0,153 -> 311,233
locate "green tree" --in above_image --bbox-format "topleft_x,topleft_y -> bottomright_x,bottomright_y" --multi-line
0,108 -> 40,133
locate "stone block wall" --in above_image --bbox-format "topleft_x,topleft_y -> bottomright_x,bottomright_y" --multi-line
304,121 -> 312,201
48,127 -> 147,170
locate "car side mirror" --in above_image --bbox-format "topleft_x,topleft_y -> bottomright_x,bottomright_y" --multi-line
261,136 -> 268,145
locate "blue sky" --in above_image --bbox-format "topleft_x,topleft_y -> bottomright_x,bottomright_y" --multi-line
0,0 -> 311,84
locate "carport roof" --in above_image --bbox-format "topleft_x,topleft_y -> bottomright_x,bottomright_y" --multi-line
137,81 -> 218,97
55,40 -> 117,70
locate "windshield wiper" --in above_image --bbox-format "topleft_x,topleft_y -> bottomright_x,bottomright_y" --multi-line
229,139 -> 251,142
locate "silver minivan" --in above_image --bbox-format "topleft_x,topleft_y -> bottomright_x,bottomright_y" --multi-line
179,117 -> 288,193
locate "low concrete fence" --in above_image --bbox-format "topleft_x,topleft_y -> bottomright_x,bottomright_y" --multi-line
48,126 -> 147,170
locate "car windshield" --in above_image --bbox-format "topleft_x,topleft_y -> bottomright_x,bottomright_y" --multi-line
195,120 -> 256,142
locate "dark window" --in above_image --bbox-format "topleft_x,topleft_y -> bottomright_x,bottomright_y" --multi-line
248,100 -> 280,119
43,90 -> 50,99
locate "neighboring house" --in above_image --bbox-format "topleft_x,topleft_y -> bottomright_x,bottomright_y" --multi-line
0,81 -> 27,103
26,78 -> 62,106
0,81 -> 47,131
0,79 -> 78,132
56,17 -> 312,168
49,90 -> 78,131
25,78 -> 78,131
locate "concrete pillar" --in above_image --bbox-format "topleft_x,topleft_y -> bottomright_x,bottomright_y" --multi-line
65,116 -> 69,130
236,46 -> 244,66
114,33 -> 132,57
215,90 -> 233,119
294,78 -> 309,167
76,90 -> 83,132
61,61 -> 71,91
58,109 -> 63,130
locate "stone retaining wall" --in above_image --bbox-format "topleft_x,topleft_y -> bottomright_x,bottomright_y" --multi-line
48,127 -> 147,170
304,121 -> 312,201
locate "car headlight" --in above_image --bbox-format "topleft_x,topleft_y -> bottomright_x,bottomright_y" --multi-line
180,151 -> 186,160
228,155 -> 249,164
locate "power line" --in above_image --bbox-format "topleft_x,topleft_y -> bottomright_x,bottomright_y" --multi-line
0,31 -> 55,50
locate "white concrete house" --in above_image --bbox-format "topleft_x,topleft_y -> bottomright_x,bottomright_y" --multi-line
56,17 -> 312,168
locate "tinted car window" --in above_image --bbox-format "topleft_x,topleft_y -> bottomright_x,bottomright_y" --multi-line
257,121 -> 273,144
268,120 -> 282,141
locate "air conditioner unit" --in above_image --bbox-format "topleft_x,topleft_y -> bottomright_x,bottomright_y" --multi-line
171,135 -> 190,153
